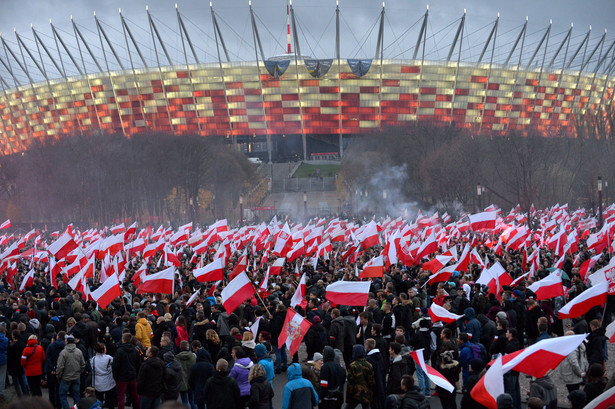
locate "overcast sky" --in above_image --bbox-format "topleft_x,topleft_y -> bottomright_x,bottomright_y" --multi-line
0,0 -> 613,84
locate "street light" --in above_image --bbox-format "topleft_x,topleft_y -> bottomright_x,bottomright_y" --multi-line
239,195 -> 244,225
303,191 -> 307,219
477,183 -> 483,211
606,179 -> 609,206
598,176 -> 603,228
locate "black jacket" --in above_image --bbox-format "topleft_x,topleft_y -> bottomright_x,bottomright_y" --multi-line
366,349 -> 386,406
328,317 -> 345,350
248,376 -> 274,409
162,354 -> 184,398
137,356 -> 165,398
112,342 -> 141,382
461,372 -> 487,409
586,327 -> 607,365
319,346 -> 346,400
400,387 -> 427,409
204,371 -> 242,409
189,349 -> 215,405
387,355 -> 411,394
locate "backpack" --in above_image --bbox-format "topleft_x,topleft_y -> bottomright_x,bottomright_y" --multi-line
469,342 -> 489,364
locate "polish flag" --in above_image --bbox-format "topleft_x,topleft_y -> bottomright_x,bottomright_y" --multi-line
359,255 -> 384,279
19,268 -> 36,292
585,386 -> 615,409
476,262 -> 512,298
409,349 -> 455,393
558,281 -> 608,319
287,239 -> 306,263
269,257 -> 285,275
290,273 -> 307,309
579,254 -> 603,280
527,269 -> 564,300
499,334 -> 587,378
126,237 -> 146,256
48,232 -> 79,260
325,281 -> 370,306
359,221 -> 380,249
470,355 -> 504,409
68,258 -> 94,294
456,243 -> 471,272
143,238 -> 165,260
273,223 -> 293,257
193,258 -> 225,282
179,221 -> 193,233
278,307 -> 311,356
221,271 -> 255,313
210,219 -> 228,233
427,264 -> 457,285
259,268 -> 270,297
510,272 -> 530,288
137,266 -> 175,295
422,255 -> 453,274
91,272 -> 121,309
100,234 -> 124,258
468,211 -> 497,231
605,321 -> 615,343
110,223 -> 125,235
429,303 -> 464,324
0,219 -> 10,230
187,289 -> 201,307
208,280 -> 222,297
124,222 -> 137,240
230,253 -> 248,280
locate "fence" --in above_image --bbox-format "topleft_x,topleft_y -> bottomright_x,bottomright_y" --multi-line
270,176 -> 337,193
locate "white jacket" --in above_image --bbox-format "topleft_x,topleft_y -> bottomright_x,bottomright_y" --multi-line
91,353 -> 116,392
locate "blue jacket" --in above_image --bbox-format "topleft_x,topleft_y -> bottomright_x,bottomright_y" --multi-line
464,307 -> 481,343
282,363 -> 318,409
258,356 -> 275,384
459,342 -> 474,384
0,333 -> 7,365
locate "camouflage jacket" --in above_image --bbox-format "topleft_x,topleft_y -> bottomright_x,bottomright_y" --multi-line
345,358 -> 374,404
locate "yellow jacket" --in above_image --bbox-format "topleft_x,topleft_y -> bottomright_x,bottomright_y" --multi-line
135,317 -> 153,348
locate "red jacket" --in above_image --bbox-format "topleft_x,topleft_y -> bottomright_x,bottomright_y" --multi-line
21,339 -> 45,377
175,326 -> 188,347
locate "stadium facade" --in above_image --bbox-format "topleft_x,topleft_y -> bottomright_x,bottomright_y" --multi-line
0,4 -> 613,159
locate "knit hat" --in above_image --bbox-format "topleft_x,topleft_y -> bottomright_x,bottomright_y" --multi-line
255,344 -> 267,359
496,311 -> 508,322
512,290 -> 521,297
352,344 -> 366,360
311,316 -> 321,324
496,393 -> 513,409
29,318 -> 40,330
312,352 -> 324,362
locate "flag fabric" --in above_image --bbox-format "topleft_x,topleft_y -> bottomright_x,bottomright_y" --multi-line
221,271 -> 255,314
193,258 -> 225,282
359,221 -> 380,249
605,320 -> 615,343
427,264 -> 457,285
558,281 -> 608,319
137,266 -> 175,295
250,317 -> 262,340
290,273 -> 307,309
468,211 -> 497,231
409,349 -> 455,393
579,254 -> 602,280
584,386 -> 615,409
470,355 -> 504,409
187,289 -> 201,307
359,255 -> 384,279
19,269 -> 35,292
476,261 -> 513,299
527,269 -> 564,300
422,255 -> 453,274
277,307 -> 311,356
325,281 -> 370,306
91,272 -> 121,309
0,219 -> 10,230
429,303 -> 464,324
47,232 -> 78,260
269,257 -> 286,275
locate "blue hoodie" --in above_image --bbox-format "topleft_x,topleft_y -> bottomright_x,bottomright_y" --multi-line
255,344 -> 275,383
282,363 -> 318,409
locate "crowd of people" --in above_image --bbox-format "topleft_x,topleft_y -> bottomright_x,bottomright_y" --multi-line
0,207 -> 613,409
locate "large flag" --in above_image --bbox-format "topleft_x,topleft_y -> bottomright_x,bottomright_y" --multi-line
221,271 -> 255,313
585,386 -> 615,409
359,221 -> 380,249
359,255 -> 384,279
409,349 -> 455,393
476,261 -> 513,299
193,258 -> 225,282
468,211 -> 497,231
47,232 -> 78,260
325,281 -> 370,306
422,255 -> 453,274
137,266 -> 175,295
230,252 -> 248,280
527,269 -> 564,300
558,281 -> 608,319
0,219 -> 10,230
272,223 -> 293,257
429,303 -> 464,324
269,257 -> 286,276
290,273 -> 307,309
470,355 -> 504,409
19,268 -> 35,292
91,272 -> 121,309
278,307 -> 311,356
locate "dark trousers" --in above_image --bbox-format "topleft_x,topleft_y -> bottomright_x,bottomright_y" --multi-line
117,379 -> 140,409
47,373 -> 60,408
96,387 -> 118,409
27,374 -> 42,396
436,386 -> 457,409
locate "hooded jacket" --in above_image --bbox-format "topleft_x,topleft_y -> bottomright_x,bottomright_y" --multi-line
189,349 -> 215,405
319,345 -> 346,400
346,345 -> 374,404
57,343 -> 86,382
586,327 -> 607,365
175,350 -> 196,392
204,369 -> 242,409
91,353 -> 115,392
162,351 -> 184,398
366,347 -> 386,407
255,343 -> 275,383
137,355 -> 165,398
248,375 -> 274,409
112,342 -> 141,382
20,338 -> 45,377
230,356 -> 254,396
135,317 -> 153,348
282,363 -> 318,409
464,307 -> 481,342
529,374 -> 557,406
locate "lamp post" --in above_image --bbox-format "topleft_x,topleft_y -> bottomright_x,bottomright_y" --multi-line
239,195 -> 243,225
303,191 -> 308,220
476,183 -> 482,212
606,179 -> 609,207
598,176 -> 603,228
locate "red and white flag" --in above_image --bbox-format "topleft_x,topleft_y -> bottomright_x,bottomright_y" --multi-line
476,261 -> 512,299
221,271 -> 255,313
278,307 -> 311,356
527,269 -> 564,300
272,223 -> 293,257
290,273 -> 307,309
187,289 -> 201,307
468,211 -> 497,231
422,255 -> 453,274
91,272 -> 121,309
193,258 -> 225,282
19,268 -> 35,292
470,355 -> 504,409
325,281 -> 370,306
110,223 -> 125,235
584,386 -> 615,409
427,264 -> 457,285
137,266 -> 175,295
579,254 -> 602,280
409,349 -> 455,393
558,281 -> 608,319
269,257 -> 286,276
604,320 -> 615,343
429,303 -> 464,324
0,219 -> 10,230
47,232 -> 78,260
99,234 -> 124,258
359,255 -> 384,279
124,222 -> 137,240
359,221 -> 380,249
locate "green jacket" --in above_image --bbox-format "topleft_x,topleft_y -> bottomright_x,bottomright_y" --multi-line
175,350 -> 196,392
346,358 -> 374,404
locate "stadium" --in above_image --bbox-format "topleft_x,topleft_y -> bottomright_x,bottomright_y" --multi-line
0,2 -> 613,160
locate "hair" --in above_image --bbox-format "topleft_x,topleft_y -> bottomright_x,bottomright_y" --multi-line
497,320 -> 508,330
230,327 -> 241,337
507,328 -> 517,338
401,374 -> 414,391
28,335 -> 37,341
242,331 -> 254,342
331,308 -> 340,318
84,387 -> 95,397
394,334 -> 406,344
95,343 -> 106,354
176,316 -> 187,328
441,340 -> 455,352
137,311 -> 146,319
180,340 -> 190,351
365,338 -> 376,350
441,328 -> 452,339
232,345 -> 246,359
587,363 -> 604,382
589,319 -> 600,329
216,358 -> 228,372
538,322 -> 548,333
258,331 -> 271,341
372,323 -> 383,335
458,333 -> 469,343
149,346 -> 160,357
161,336 -> 171,346
122,333 -> 132,343
206,329 -> 220,344
526,397 -> 544,409
249,363 -> 266,382
359,311 -> 370,320
389,342 -> 402,355
11,330 -> 20,341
